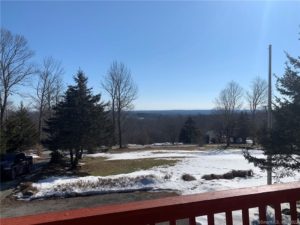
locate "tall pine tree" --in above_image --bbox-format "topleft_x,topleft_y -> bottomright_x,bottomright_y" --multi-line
44,70 -> 111,168
179,117 -> 201,144
244,51 -> 300,171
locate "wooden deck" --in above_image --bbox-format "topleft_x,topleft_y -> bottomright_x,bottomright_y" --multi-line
1,182 -> 300,225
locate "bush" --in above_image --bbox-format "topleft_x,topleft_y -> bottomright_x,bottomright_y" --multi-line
202,170 -> 253,180
202,174 -> 222,180
87,148 -> 95,154
181,173 -> 196,181
50,150 -> 64,163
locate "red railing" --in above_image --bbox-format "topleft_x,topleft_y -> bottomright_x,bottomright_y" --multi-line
1,182 -> 299,225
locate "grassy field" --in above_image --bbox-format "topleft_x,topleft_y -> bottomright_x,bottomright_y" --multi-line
79,144 -> 254,176
80,157 -> 179,176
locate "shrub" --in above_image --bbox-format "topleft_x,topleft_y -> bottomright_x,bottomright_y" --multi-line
181,173 -> 196,181
50,150 -> 64,163
202,170 -> 253,180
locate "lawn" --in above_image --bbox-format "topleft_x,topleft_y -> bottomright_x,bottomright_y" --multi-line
80,157 -> 179,176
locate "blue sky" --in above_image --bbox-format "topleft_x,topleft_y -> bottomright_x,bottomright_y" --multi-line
1,1 -> 300,110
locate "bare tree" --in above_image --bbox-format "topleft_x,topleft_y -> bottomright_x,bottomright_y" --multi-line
53,74 -> 64,106
0,28 -> 35,133
215,81 -> 243,146
247,77 -> 267,115
32,57 -> 64,141
102,64 -> 117,145
246,77 -> 267,145
163,116 -> 183,144
102,61 -> 138,148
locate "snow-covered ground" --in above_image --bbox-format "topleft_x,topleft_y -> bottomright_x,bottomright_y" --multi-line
17,149 -> 299,224
20,149 -> 300,198
84,149 -> 299,194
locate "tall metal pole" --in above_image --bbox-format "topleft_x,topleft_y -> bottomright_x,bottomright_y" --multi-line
267,44 -> 272,185
268,45 -> 272,130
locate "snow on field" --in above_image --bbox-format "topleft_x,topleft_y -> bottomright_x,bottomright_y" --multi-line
19,149 -> 299,200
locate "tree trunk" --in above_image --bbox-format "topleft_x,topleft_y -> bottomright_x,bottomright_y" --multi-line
70,149 -> 74,167
226,137 -> 230,147
73,149 -> 80,168
117,108 -> 122,148
79,147 -> 83,159
0,91 -> 8,132
0,91 -> 8,152
111,99 -> 115,146
251,111 -> 256,146
226,128 -> 230,147
38,104 -> 44,142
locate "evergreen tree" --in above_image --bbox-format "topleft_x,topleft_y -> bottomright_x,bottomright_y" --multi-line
44,70 -> 111,168
179,117 -> 201,144
244,52 -> 300,171
4,104 -> 38,152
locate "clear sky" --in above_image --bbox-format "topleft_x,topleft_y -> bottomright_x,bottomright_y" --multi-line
1,1 -> 300,110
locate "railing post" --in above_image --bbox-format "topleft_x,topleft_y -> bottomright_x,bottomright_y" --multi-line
170,220 -> 176,225
290,201 -> 298,225
259,206 -> 267,225
225,211 -> 233,225
274,204 -> 282,225
242,208 -> 250,225
207,214 -> 214,225
189,217 -> 196,225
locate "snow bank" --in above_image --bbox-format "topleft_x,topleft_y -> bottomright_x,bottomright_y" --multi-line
16,171 -> 170,200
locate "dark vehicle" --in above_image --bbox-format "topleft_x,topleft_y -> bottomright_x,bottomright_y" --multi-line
0,152 -> 33,180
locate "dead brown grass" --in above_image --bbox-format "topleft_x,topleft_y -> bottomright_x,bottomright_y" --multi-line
81,157 -> 178,176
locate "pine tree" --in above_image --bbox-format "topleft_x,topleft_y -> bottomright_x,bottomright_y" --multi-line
244,52 -> 300,171
179,117 -> 201,144
44,70 -> 111,168
4,104 -> 38,153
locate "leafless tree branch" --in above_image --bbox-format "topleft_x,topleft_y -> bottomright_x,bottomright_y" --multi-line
0,28 -> 35,134
246,76 -> 267,115
32,57 -> 64,141
215,81 -> 243,146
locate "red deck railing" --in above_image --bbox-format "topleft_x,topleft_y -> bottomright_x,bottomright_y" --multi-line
1,182 -> 300,225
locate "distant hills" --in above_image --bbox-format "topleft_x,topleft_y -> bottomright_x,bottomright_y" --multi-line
131,110 -> 213,116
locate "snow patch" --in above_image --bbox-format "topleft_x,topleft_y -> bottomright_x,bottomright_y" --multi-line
28,153 -> 40,159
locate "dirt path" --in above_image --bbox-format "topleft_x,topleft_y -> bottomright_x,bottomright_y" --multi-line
0,191 -> 177,218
